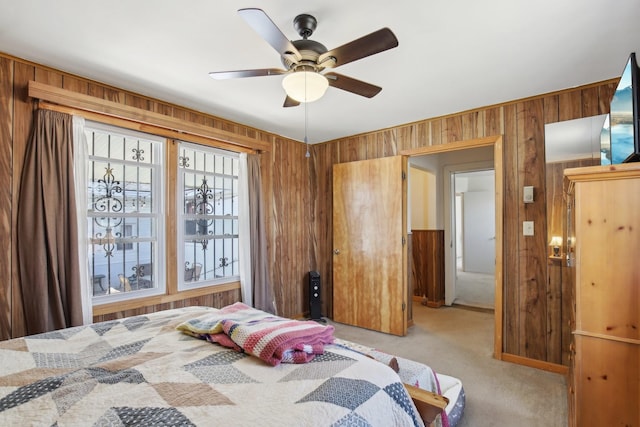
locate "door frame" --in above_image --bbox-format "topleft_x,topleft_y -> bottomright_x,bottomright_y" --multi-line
401,135 -> 504,360
443,162 -> 495,306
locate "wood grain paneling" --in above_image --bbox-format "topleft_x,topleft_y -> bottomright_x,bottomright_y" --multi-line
484,106 -> 502,137
0,53 -> 310,337
598,82 -> 617,114
0,57 -> 13,340
0,51 -> 621,366
10,62 -> 36,339
517,98 -> 548,360
411,230 -> 445,307
546,162 -> 567,364
268,137 -> 312,317
92,288 -> 241,322
310,141 -> 336,318
558,91 -> 583,122
546,158 -> 597,365
580,86 -> 599,118
311,79 -> 616,366
500,103 -> 519,355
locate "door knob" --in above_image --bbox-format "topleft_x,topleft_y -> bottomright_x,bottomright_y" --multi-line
333,249 -> 340,255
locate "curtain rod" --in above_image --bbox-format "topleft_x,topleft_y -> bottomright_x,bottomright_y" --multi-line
29,81 -> 269,153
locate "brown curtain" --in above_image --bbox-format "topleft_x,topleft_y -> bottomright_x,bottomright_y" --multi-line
247,153 -> 276,314
17,109 -> 83,335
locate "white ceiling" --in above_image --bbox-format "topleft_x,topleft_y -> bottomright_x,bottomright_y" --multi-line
1,0 -> 639,144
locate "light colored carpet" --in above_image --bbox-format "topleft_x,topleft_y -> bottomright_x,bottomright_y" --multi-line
329,303 -> 568,427
454,270 -> 495,309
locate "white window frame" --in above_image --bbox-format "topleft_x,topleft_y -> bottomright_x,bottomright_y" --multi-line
177,142 -> 241,291
85,121 -> 166,305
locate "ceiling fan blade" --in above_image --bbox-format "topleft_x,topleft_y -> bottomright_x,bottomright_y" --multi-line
238,8 -> 302,62
325,72 -> 382,98
283,95 -> 300,108
209,68 -> 288,79
319,28 -> 398,68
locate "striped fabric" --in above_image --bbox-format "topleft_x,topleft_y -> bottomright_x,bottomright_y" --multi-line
177,302 -> 334,366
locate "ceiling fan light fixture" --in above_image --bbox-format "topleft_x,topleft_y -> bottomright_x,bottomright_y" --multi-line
282,71 -> 328,103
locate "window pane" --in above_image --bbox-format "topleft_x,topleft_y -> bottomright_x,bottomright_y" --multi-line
179,143 -> 240,289
86,124 -> 163,300
126,137 -> 153,165
108,134 -> 125,161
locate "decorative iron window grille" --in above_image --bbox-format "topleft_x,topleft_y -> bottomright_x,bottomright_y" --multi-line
178,142 -> 240,288
86,123 -> 164,299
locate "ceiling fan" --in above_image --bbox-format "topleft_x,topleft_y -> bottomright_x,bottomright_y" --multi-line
209,8 -> 399,107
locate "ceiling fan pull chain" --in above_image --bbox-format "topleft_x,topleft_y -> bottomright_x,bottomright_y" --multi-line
305,72 -> 310,158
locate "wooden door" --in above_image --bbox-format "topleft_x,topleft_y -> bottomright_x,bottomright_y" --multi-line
332,155 -> 408,336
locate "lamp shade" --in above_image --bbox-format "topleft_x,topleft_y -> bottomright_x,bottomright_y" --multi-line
282,71 -> 328,103
549,236 -> 563,247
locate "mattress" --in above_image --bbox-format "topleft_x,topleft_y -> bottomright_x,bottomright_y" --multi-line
334,339 -> 465,427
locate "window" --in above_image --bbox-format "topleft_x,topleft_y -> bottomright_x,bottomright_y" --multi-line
82,122 -> 245,305
86,123 -> 165,301
178,143 -> 240,290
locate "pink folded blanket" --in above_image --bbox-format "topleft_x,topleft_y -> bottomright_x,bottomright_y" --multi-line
177,302 -> 334,366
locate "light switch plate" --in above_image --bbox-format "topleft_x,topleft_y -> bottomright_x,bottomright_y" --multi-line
523,221 -> 534,236
523,186 -> 534,203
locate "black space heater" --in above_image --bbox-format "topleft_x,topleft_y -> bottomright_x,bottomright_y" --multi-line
309,271 -> 323,321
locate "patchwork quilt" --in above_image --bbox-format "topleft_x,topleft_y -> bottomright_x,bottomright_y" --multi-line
0,306 -> 425,427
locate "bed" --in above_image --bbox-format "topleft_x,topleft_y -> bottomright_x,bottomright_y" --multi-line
0,304 -> 464,426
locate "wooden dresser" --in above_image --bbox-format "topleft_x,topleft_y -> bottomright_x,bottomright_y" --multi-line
564,163 -> 640,427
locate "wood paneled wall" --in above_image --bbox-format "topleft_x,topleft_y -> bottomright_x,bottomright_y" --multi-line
0,54 -> 313,339
0,51 -> 620,367
310,80 -> 617,365
411,230 -> 445,307
546,158 -> 598,364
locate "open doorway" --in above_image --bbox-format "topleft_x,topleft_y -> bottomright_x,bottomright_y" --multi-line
403,135 -> 503,359
449,168 -> 495,310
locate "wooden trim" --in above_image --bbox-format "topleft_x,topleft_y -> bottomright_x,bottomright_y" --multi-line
425,301 -> 444,308
402,156 -> 409,333
410,295 -> 444,308
400,135 -> 500,156
564,162 -> 640,182
29,81 -> 271,152
493,135 -> 504,360
40,100 -> 257,154
501,353 -> 570,375
165,139 -> 179,295
573,330 -> 640,346
92,282 -> 241,316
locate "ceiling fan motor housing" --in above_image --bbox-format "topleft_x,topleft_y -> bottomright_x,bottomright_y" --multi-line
282,39 -> 328,71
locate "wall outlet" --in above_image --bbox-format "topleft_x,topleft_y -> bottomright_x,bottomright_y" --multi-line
523,221 -> 534,236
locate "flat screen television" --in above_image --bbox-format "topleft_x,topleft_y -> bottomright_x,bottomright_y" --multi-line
601,52 -> 640,164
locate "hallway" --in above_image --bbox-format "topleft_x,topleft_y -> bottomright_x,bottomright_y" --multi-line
453,270 -> 494,310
